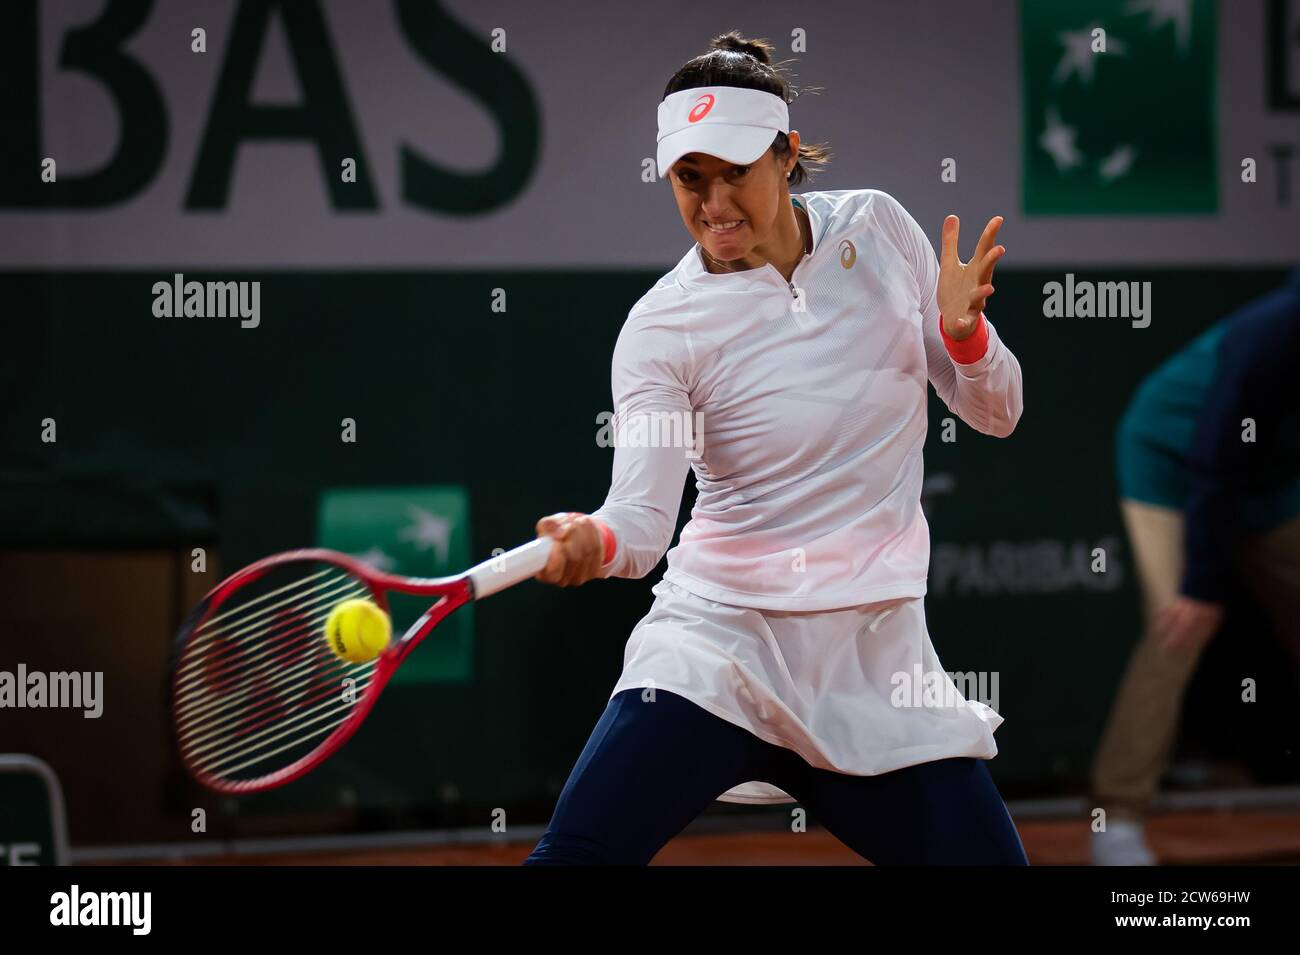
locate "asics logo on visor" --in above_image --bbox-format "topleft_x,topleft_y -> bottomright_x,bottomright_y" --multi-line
688,94 -> 715,123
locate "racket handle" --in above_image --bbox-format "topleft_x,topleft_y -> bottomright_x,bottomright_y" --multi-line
467,536 -> 554,599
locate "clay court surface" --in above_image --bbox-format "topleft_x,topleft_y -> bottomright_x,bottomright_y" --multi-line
87,809 -> 1300,866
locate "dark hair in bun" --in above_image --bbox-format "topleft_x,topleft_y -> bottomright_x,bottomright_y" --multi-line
662,30 -> 832,186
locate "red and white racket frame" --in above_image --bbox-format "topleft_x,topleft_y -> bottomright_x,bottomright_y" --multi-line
171,536 -> 553,794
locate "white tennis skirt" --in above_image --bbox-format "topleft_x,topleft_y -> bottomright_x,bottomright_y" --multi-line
609,579 -> 1003,804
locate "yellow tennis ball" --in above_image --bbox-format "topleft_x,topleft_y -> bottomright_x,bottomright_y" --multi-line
325,598 -> 391,664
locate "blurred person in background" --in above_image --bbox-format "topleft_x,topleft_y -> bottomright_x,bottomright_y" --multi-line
1090,269 -> 1300,865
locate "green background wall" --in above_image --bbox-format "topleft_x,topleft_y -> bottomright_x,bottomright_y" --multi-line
3,266 -> 1297,835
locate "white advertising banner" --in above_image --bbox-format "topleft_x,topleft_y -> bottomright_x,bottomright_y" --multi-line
0,0 -> 1295,267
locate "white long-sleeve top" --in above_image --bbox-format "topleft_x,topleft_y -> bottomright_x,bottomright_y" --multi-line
591,189 -> 1023,610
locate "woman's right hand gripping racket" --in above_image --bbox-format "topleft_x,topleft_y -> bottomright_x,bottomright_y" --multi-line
170,536 -> 552,794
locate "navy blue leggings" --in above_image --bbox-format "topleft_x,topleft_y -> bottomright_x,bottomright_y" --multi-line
525,688 -> 1028,865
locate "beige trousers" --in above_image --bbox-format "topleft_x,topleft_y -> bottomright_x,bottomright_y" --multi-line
1089,501 -> 1300,821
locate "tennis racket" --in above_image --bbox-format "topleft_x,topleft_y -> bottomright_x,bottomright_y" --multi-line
170,536 -> 553,794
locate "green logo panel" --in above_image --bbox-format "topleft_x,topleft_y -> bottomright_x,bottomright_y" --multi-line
316,486 -> 473,684
1021,0 -> 1217,215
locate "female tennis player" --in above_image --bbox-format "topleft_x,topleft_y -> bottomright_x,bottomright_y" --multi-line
524,32 -> 1027,865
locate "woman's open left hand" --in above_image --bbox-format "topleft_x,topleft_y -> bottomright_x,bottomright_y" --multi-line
938,215 -> 1005,341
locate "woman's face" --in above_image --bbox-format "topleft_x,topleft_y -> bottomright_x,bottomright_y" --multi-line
668,132 -> 801,265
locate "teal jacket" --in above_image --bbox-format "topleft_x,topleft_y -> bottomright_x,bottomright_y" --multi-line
1116,270 -> 1300,602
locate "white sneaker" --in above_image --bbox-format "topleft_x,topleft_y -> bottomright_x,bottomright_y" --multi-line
1091,818 -> 1156,866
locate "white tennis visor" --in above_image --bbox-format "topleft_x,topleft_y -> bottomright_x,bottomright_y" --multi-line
656,86 -> 790,178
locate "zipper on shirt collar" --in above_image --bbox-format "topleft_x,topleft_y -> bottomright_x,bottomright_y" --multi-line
767,263 -> 799,299
770,197 -> 814,299
769,246 -> 811,299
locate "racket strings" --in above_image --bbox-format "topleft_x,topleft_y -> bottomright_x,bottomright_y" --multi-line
193,565 -> 336,634
178,630 -> 375,779
184,672 -> 376,775
174,561 -> 383,785
175,619 -> 358,738
174,585 -> 363,713
177,616 -> 365,740
202,706 -> 364,780
174,572 -> 361,685
174,576 -> 369,726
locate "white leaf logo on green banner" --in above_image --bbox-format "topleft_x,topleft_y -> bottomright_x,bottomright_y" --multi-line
1021,0 -> 1217,214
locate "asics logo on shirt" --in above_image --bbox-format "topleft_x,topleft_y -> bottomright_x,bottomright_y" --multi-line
839,239 -> 857,269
